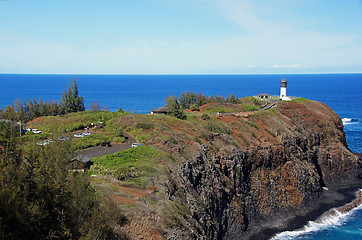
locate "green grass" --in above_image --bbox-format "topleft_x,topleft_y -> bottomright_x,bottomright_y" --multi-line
243,104 -> 260,112
71,134 -> 109,151
243,96 -> 263,105
202,103 -> 260,114
292,97 -> 310,104
89,146 -> 166,187
203,119 -> 232,134
29,111 -> 128,133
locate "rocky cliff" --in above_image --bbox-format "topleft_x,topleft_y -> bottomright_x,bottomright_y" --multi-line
158,99 -> 361,239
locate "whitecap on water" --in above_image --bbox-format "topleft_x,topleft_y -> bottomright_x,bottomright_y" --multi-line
271,190 -> 362,240
342,118 -> 359,125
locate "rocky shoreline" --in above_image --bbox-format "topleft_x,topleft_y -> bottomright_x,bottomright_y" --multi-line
160,100 -> 362,240
246,183 -> 362,239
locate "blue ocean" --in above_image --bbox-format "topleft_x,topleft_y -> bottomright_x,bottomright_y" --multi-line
0,73 -> 361,239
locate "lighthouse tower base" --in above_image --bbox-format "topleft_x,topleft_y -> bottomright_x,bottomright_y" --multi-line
281,96 -> 292,101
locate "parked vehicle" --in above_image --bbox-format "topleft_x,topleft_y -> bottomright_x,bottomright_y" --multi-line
100,141 -> 111,147
58,136 -> 70,141
36,139 -> 53,146
32,129 -> 42,134
131,143 -> 143,148
74,133 -> 84,138
83,131 -> 92,136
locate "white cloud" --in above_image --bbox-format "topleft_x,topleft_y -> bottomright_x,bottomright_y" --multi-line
0,30 -> 360,74
272,64 -> 301,69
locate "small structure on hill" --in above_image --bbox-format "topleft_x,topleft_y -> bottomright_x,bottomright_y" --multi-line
256,93 -> 271,99
150,106 -> 169,115
280,78 -> 291,101
69,155 -> 92,170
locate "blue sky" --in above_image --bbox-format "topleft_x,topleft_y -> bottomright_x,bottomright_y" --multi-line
0,0 -> 361,74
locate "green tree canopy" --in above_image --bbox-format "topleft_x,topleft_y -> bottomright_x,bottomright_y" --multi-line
165,96 -> 186,120
179,91 -> 196,109
0,123 -> 126,239
61,78 -> 85,114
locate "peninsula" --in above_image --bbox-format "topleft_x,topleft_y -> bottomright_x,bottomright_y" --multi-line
1,90 -> 361,239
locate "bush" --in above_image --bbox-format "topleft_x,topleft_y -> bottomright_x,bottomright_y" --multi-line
114,127 -> 124,137
22,132 -> 50,141
70,134 -> 109,151
204,120 -> 231,134
135,122 -> 154,130
201,113 -> 211,120
130,128 -> 151,144
113,137 -> 126,143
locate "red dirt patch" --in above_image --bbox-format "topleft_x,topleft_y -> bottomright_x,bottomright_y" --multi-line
111,184 -> 151,198
111,195 -> 138,205
27,116 -> 44,125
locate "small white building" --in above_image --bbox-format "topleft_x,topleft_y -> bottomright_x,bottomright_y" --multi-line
280,78 -> 291,101
256,93 -> 271,99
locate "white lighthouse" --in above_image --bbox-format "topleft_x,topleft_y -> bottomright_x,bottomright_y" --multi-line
280,78 -> 291,100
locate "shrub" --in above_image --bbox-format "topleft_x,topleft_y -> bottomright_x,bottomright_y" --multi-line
204,120 -> 231,134
70,134 -> 109,151
135,122 -> 154,130
194,136 -> 202,144
201,113 -> 211,120
113,137 -> 126,143
114,127 -> 124,137
22,132 -> 50,141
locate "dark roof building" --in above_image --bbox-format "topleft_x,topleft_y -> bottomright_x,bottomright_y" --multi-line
150,106 -> 169,115
69,155 -> 92,170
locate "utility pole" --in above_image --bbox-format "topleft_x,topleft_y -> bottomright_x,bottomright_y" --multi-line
18,121 -> 21,136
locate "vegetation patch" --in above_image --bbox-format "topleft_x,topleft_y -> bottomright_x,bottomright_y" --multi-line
242,96 -> 263,106
71,134 -> 109,151
201,103 -> 260,114
29,110 -> 123,133
292,97 -> 310,104
89,146 -> 166,187
203,119 -> 232,134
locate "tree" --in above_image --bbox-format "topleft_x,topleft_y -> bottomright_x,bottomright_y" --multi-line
166,96 -> 186,120
89,101 -> 102,112
195,93 -> 207,107
229,93 -> 239,104
0,124 -> 126,239
61,78 -> 85,114
179,91 -> 196,109
3,105 -> 16,121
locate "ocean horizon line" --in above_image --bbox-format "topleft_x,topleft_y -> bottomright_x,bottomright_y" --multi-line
1,72 -> 361,76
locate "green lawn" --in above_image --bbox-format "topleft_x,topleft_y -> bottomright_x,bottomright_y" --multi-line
89,146 -> 166,187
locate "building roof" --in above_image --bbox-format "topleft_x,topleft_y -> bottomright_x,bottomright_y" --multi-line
74,155 -> 92,163
257,93 -> 271,96
151,106 -> 169,113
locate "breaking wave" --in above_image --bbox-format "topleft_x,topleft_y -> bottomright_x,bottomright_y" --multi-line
342,118 -> 359,125
271,190 -> 362,240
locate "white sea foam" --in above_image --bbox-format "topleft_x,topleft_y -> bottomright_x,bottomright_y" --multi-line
271,190 -> 362,240
342,118 -> 359,125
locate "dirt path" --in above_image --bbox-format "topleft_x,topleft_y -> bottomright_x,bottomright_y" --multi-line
111,184 -> 151,198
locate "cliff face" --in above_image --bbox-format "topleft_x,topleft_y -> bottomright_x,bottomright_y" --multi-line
162,99 -> 361,239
